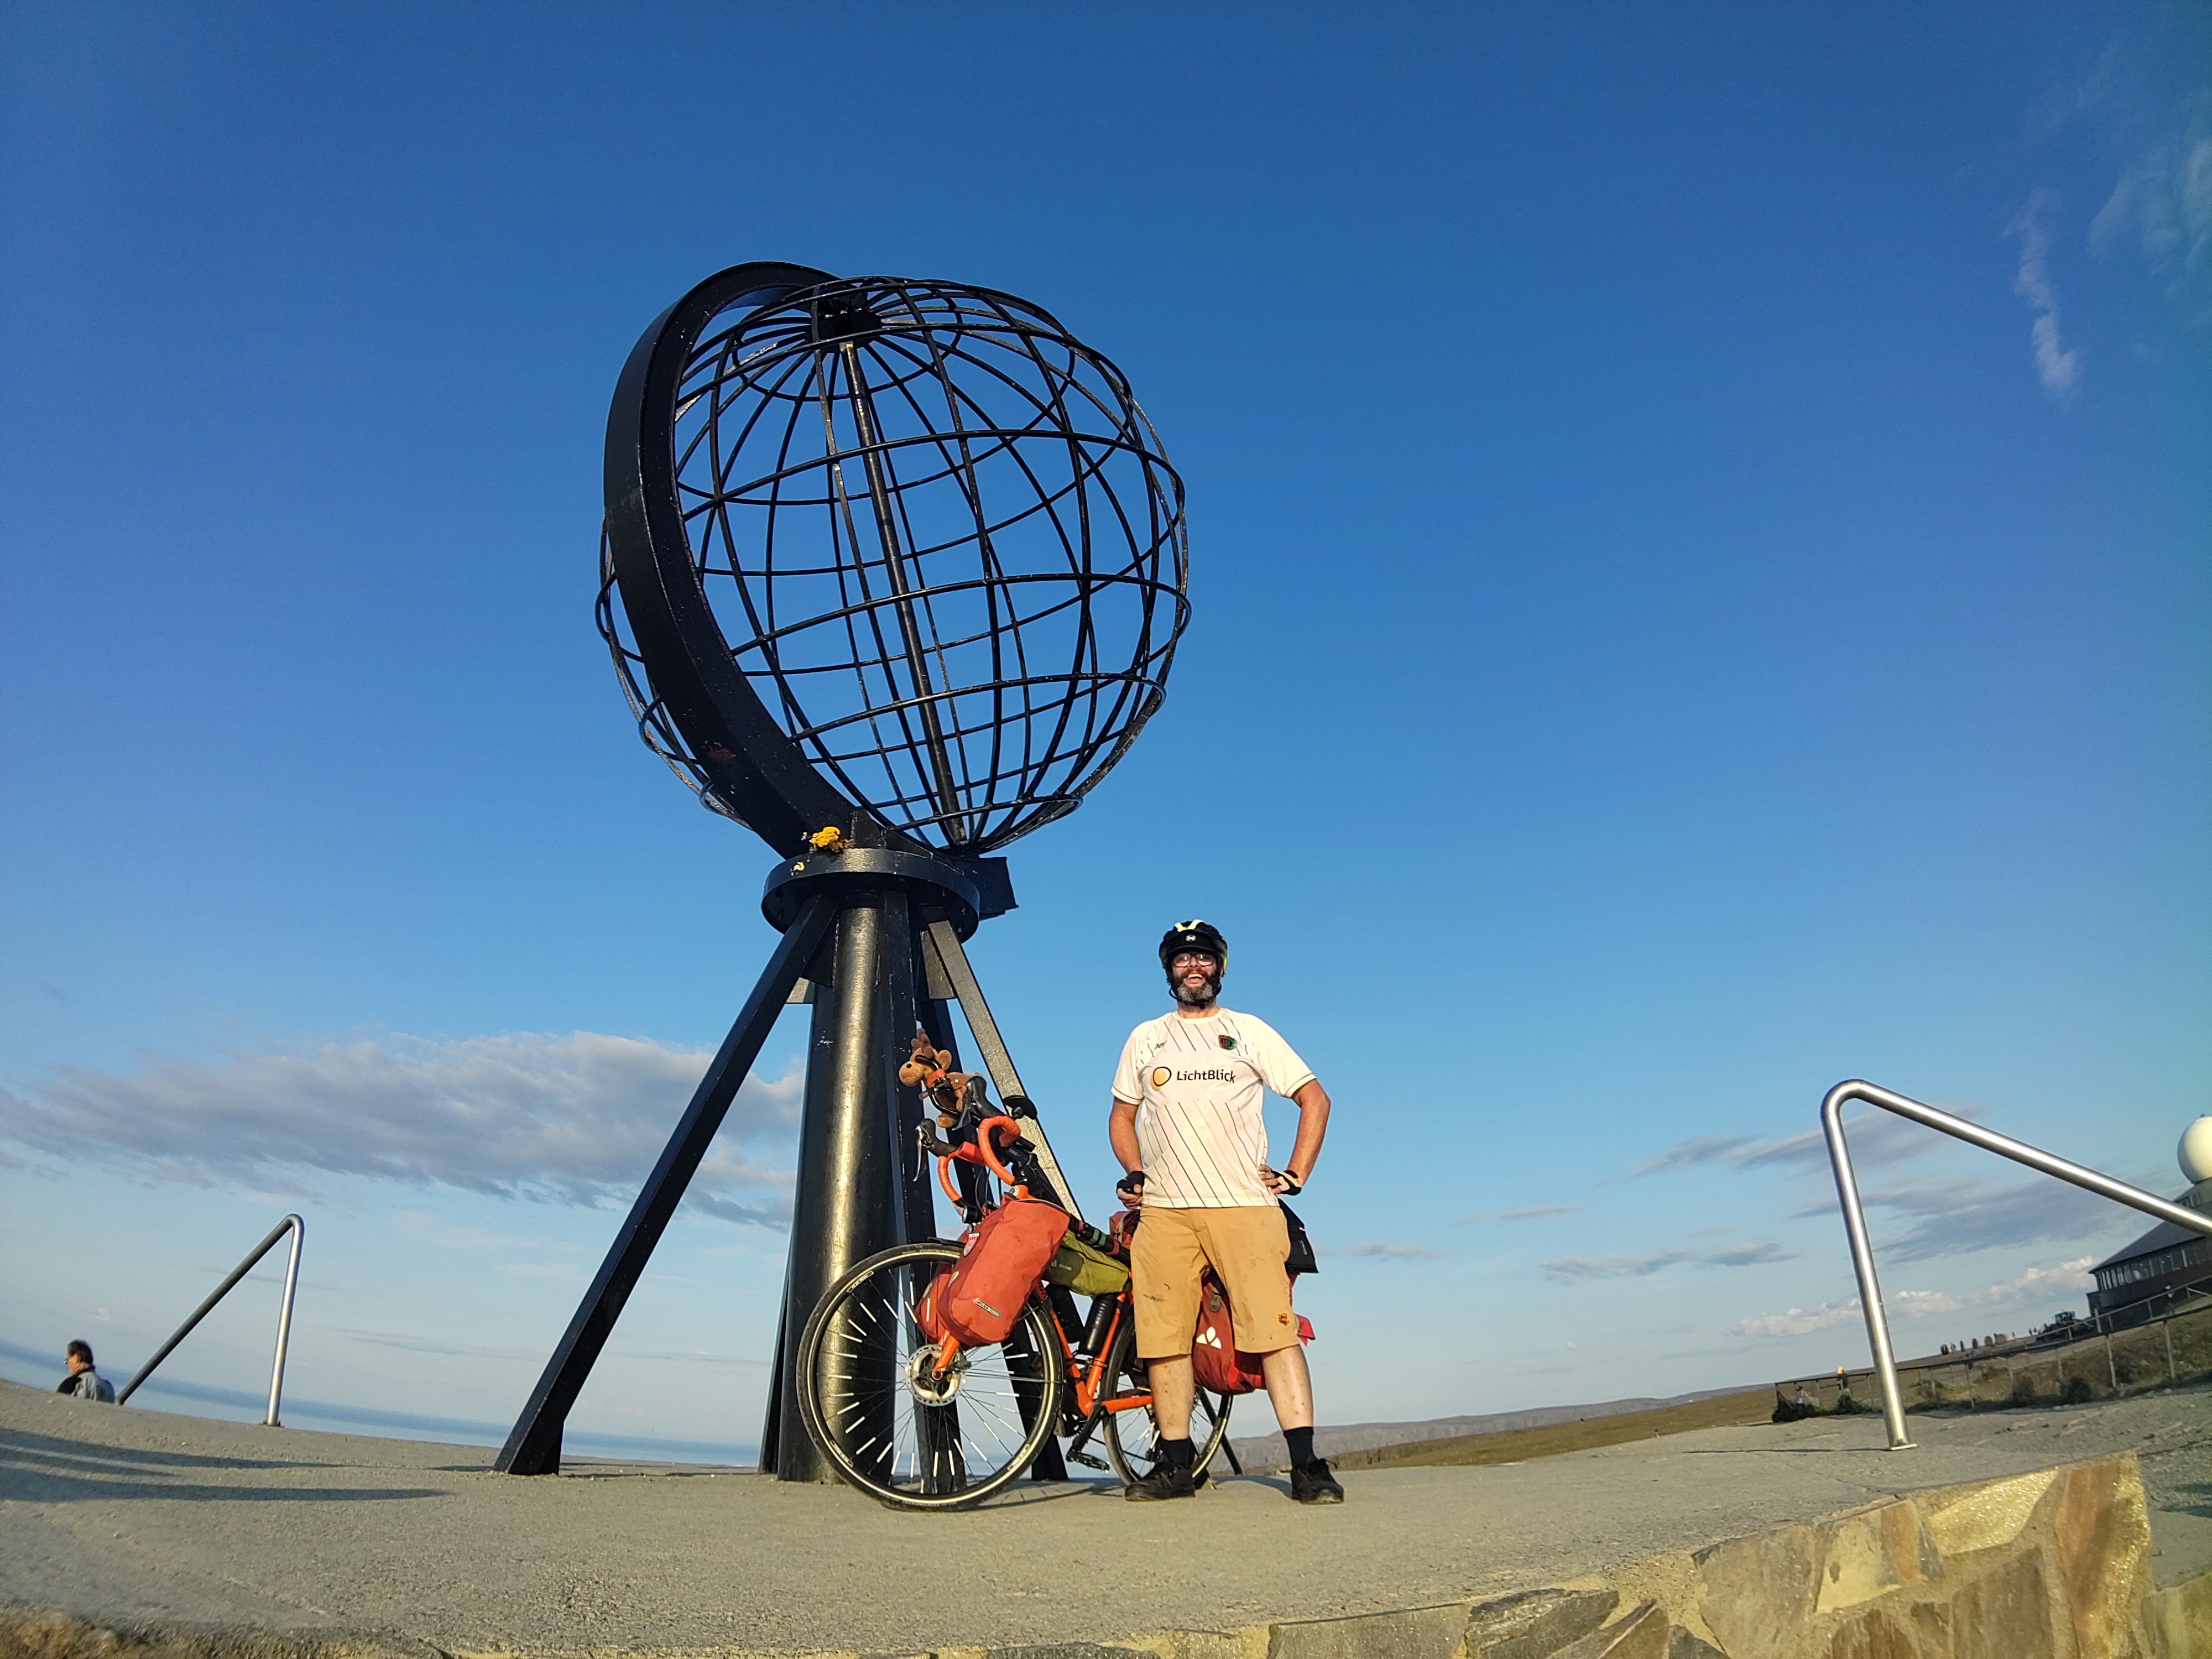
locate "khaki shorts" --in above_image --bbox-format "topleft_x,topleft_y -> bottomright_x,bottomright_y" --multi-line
1130,1203 -> 1298,1359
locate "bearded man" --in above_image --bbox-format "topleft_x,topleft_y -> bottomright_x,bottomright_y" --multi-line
1107,919 -> 1342,1503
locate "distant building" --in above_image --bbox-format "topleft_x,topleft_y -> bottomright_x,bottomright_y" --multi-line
2087,1116 -> 2212,1319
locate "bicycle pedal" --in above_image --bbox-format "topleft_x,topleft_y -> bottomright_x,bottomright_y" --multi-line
1068,1451 -> 1109,1470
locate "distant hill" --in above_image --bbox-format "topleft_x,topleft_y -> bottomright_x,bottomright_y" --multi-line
1229,1386 -> 1759,1470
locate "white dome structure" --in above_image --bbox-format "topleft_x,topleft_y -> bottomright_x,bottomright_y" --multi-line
2182,1115 -> 2212,1186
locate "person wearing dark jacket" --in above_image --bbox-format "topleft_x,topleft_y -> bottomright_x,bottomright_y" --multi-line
56,1340 -> 115,1402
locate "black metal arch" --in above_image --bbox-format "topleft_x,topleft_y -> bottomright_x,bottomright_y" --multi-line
603,262 -> 855,855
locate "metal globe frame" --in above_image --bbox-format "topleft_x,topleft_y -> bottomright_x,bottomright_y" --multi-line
497,264 -> 1188,1485
596,262 -> 1186,856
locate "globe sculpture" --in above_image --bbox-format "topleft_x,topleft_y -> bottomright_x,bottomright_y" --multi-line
497,263 -> 1189,1481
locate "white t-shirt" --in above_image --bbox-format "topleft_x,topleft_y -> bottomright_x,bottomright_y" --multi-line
1110,1007 -> 1317,1208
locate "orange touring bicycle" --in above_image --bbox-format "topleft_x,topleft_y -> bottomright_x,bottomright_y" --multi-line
794,1103 -> 1237,1510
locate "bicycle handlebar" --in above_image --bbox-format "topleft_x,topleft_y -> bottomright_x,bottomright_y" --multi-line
928,1114 -> 1025,1207
972,1115 -> 1019,1183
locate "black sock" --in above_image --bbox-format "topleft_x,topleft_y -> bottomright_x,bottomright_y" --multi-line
1160,1436 -> 1194,1471
1285,1426 -> 1316,1467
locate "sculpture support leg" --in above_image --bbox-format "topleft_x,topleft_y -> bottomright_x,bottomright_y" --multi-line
887,896 -> 940,1246
916,924 -> 1071,1480
925,919 -> 1084,1224
923,994 -> 987,1219
495,894 -> 835,1475
755,1311 -> 786,1473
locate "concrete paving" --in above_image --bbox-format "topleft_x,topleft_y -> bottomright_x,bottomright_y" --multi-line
2,1377 -> 2206,1656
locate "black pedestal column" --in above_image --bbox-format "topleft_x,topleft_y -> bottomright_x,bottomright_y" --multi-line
756,852 -> 981,1480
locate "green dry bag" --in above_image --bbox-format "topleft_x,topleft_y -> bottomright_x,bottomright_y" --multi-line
1044,1234 -> 1130,1298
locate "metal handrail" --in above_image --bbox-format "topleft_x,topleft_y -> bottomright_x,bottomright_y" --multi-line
1822,1082 -> 2211,1451
116,1214 -> 304,1426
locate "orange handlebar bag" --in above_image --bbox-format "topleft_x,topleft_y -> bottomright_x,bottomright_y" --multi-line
938,1197 -> 1070,1346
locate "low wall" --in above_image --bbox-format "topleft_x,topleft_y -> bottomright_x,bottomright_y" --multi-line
1019,1454 -> 2206,1659
1781,1301 -> 2212,1417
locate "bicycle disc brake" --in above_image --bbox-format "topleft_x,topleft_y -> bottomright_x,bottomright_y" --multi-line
906,1343 -> 969,1405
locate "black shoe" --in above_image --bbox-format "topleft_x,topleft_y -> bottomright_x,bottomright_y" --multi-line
1124,1463 -> 1196,1501
1289,1458 -> 1344,1504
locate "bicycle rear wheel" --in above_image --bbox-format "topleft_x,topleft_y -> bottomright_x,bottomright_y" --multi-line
795,1239 -> 1065,1511
1100,1316 -> 1233,1485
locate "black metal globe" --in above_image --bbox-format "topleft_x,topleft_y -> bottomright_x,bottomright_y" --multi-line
598,267 -> 1189,856
502,264 -> 1181,1481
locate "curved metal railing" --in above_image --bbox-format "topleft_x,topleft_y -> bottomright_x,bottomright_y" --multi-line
1822,1082 -> 2210,1449
116,1214 -> 304,1426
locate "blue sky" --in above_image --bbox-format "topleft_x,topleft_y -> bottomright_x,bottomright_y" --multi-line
3,4 -> 2206,1460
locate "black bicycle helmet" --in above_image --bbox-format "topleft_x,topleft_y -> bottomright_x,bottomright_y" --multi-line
1158,919 -> 1228,969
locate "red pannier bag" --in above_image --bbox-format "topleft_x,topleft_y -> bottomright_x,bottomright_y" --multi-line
1191,1270 -> 1270,1396
1191,1270 -> 1316,1395
937,1197 -> 1070,1345
912,1262 -> 956,1345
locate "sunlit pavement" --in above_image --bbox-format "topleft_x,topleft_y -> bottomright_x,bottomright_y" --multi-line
3,1378 -> 2205,1655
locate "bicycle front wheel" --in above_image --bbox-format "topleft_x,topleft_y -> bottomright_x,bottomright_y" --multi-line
1100,1314 -> 1233,1485
795,1239 -> 1065,1511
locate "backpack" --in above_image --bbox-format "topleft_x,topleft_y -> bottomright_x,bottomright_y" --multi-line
1280,1201 -> 1319,1277
935,1196 -> 1070,1345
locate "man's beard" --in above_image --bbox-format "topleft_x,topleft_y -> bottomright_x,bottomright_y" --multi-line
1171,970 -> 1221,1008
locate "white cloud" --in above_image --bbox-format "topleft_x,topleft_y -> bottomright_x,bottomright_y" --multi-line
332,1327 -> 541,1361
2007,190 -> 2083,399
1630,1109 -> 1943,1180
1545,1248 -> 1695,1282
1850,1176 -> 2128,1261
1320,1241 -> 1448,1260
1981,1256 -> 2096,1303
1457,1202 -> 1582,1224
1707,1241 -> 1792,1267
1892,1288 -> 1963,1317
1630,1135 -> 1756,1177
1739,1300 -> 1863,1338
1636,1104 -> 2136,1264
1735,1255 -> 2096,1339
2088,88 -> 2211,314
0,1031 -> 806,1224
1543,1240 -> 1791,1284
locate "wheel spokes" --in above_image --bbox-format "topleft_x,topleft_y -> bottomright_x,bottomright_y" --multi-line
806,1248 -> 1056,1503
